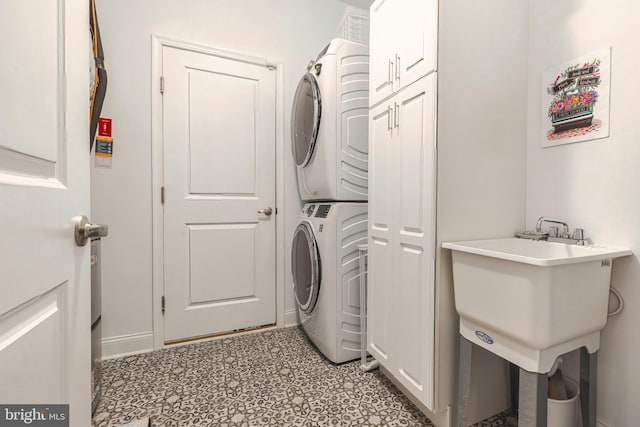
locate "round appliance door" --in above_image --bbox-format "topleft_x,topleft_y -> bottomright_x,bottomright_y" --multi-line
291,222 -> 320,314
291,73 -> 321,167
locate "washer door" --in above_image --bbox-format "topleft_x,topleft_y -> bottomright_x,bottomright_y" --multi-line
291,222 -> 320,314
291,73 -> 321,167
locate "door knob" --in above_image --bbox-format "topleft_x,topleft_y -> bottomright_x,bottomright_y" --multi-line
74,215 -> 109,246
258,207 -> 273,216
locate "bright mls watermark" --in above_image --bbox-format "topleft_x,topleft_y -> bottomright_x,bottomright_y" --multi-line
0,405 -> 69,426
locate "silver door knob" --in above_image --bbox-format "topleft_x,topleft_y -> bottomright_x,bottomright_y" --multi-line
258,207 -> 273,216
74,215 -> 109,246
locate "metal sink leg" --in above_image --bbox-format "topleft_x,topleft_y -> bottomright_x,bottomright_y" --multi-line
455,336 -> 473,427
518,368 -> 547,427
580,348 -> 598,427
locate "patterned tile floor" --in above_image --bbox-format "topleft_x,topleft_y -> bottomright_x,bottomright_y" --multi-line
93,326 -> 516,426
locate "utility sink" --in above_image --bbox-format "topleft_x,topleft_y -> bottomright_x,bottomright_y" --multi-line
443,238 -> 631,372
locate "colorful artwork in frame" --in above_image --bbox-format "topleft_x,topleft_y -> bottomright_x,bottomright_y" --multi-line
541,47 -> 611,148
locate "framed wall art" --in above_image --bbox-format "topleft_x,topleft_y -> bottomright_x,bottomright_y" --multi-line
541,47 -> 611,148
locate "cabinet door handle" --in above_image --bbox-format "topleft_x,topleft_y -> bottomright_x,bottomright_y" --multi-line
387,105 -> 393,130
395,54 -> 401,81
394,102 -> 399,128
388,59 -> 394,84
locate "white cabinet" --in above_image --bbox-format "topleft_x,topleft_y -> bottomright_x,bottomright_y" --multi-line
368,74 -> 437,409
368,0 -> 530,423
369,0 -> 438,107
368,0 -> 438,412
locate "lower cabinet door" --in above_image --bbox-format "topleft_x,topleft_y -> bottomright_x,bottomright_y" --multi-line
367,100 -> 395,368
367,73 -> 437,410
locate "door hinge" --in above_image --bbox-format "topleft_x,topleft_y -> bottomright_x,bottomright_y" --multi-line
160,76 -> 165,94
161,296 -> 165,315
161,187 -> 165,204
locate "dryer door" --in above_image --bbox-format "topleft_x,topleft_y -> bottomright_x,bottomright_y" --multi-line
291,221 -> 320,313
291,72 -> 321,167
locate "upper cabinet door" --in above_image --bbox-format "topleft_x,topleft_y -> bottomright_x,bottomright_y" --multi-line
369,0 -> 438,108
369,0 -> 397,107
396,0 -> 438,90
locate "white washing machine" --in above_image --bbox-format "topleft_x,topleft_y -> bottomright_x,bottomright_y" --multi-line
291,202 -> 368,363
291,38 -> 369,202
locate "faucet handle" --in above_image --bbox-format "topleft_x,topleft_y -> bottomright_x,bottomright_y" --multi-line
548,226 -> 559,238
572,228 -> 585,240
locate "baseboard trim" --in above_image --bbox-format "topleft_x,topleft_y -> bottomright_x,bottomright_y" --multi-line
101,332 -> 154,360
285,309 -> 299,327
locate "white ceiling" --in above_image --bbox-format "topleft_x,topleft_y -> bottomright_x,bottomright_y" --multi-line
337,0 -> 374,11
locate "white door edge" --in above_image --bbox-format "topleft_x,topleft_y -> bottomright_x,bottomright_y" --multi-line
274,63 -> 286,329
150,35 -> 284,351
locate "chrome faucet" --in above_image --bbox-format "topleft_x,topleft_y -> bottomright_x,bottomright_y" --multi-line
533,216 -> 587,245
536,217 -> 570,237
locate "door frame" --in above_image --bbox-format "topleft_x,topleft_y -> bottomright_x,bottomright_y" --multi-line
150,36 -> 285,350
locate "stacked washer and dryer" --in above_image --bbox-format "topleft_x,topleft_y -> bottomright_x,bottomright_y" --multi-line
290,38 -> 369,364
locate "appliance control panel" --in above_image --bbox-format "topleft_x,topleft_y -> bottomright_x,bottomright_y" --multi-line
304,204 -> 315,217
315,205 -> 331,218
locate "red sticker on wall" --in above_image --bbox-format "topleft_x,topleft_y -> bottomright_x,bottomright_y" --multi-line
98,117 -> 112,137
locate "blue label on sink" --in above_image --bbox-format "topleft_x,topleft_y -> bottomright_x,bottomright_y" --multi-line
475,331 -> 494,345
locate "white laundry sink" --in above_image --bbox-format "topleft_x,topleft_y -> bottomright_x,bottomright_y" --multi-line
442,238 -> 631,372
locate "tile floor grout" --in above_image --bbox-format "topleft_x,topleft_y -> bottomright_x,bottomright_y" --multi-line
93,326 -> 516,426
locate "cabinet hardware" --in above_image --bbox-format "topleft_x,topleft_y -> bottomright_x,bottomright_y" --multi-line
389,59 -> 394,85
394,102 -> 399,128
388,105 -> 393,130
395,55 -> 401,81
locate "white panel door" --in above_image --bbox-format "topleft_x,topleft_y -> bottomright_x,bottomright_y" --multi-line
396,0 -> 438,90
369,0 -> 397,107
367,101 -> 394,366
0,0 -> 91,424
162,46 -> 276,342
393,74 -> 437,408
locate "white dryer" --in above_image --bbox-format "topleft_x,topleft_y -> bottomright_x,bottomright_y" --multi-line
291,38 -> 369,202
291,202 -> 367,363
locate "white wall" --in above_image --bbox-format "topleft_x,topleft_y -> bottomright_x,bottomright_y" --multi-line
91,0 -> 353,356
436,0 -> 529,423
527,1 -> 640,425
